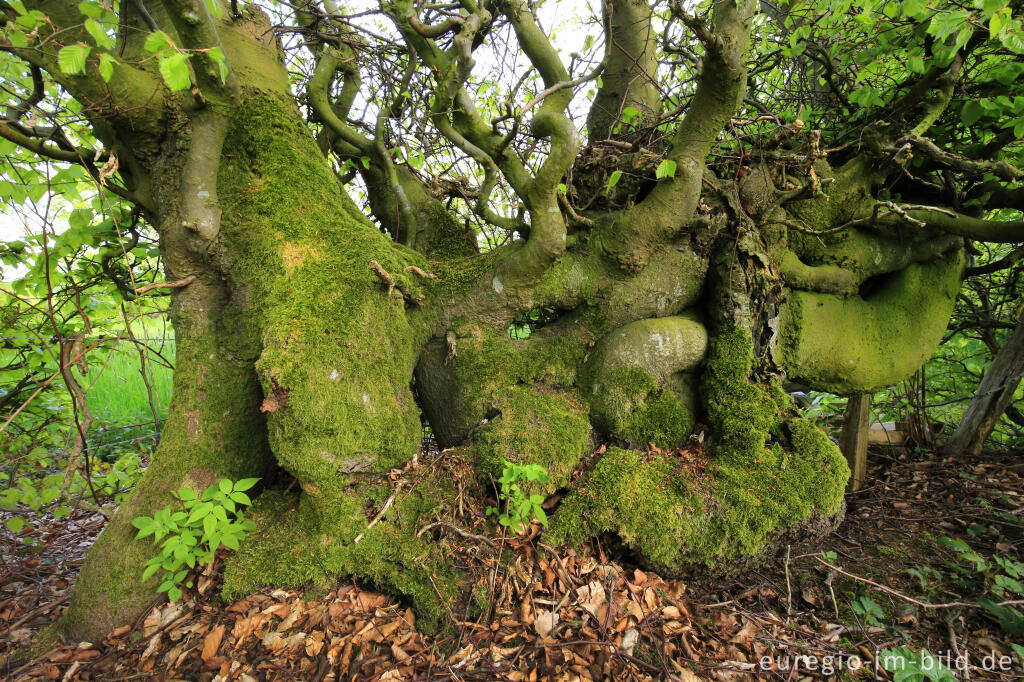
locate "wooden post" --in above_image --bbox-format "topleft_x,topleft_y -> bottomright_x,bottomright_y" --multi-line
840,394 -> 871,491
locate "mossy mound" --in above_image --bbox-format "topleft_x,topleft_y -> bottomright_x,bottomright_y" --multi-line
547,325 -> 848,573
589,366 -> 695,448
222,473 -> 458,632
775,251 -> 964,394
474,385 -> 592,495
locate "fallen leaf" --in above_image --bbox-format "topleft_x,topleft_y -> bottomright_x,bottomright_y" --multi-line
201,624 -> 225,661
305,629 -> 325,657
621,628 -> 638,656
534,610 -> 559,638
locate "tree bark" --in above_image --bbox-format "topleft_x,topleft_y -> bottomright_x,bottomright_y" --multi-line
942,309 -> 1024,455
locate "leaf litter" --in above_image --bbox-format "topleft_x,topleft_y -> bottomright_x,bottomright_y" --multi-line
1,443 -> 1023,680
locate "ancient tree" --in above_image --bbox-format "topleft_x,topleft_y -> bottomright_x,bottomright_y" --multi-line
1,0 -> 1021,641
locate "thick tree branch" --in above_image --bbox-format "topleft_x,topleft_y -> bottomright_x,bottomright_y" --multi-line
894,207 -> 1024,243
162,0 -> 240,98
598,0 -> 756,269
895,136 -> 1022,182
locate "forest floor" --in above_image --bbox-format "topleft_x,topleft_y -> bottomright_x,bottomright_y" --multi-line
1,443 -> 1023,681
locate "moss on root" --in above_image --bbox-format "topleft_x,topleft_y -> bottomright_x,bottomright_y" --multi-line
548,326 -> 848,572
217,94 -> 426,523
474,386 -> 591,494
59,326 -> 272,640
222,474 -> 457,632
589,366 -> 695,448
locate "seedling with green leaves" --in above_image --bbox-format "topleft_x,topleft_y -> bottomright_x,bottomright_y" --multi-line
486,461 -> 550,534
132,477 -> 258,602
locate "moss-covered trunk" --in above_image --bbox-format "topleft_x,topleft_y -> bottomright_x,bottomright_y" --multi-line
55,5 -> 970,644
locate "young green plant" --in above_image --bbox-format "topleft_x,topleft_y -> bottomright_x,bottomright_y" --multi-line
486,460 -> 550,534
131,477 -> 258,602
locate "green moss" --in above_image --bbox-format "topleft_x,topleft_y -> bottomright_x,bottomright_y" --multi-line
701,326 -> 781,463
429,252 -> 499,301
547,449 -> 705,568
223,474 -> 458,632
59,320 -> 272,640
436,322 -> 588,437
548,326 -> 848,572
590,366 -> 694,448
774,252 -> 964,393
475,386 -> 591,494
216,94 -> 427,517
423,200 -> 477,259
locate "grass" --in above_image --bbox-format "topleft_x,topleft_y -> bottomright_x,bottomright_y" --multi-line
81,318 -> 175,427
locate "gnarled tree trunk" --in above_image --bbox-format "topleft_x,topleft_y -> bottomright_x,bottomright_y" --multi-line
8,0 -> 1010,645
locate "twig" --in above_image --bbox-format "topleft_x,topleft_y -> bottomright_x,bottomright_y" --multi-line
814,557 -> 1024,609
354,481 -> 402,543
417,521 -> 495,546
132,274 -> 197,297
784,544 -> 793,616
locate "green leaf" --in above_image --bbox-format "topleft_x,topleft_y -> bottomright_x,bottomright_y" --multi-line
655,159 -> 677,179
229,491 -> 251,506
177,487 -> 197,502
206,46 -> 229,83
233,477 -> 260,491
58,44 -> 91,75
84,18 -> 114,48
188,501 -> 213,522
98,52 -> 116,82
143,31 -> 172,53
902,0 -> 925,16
7,29 -> 28,48
1002,27 -> 1024,53
961,100 -> 985,126
360,156 -> 371,169
158,51 -> 191,91
607,170 -> 622,189
5,517 -> 26,533
203,513 -> 217,539
142,562 -> 161,581
78,1 -> 104,18
132,516 -> 153,530
167,586 -> 182,602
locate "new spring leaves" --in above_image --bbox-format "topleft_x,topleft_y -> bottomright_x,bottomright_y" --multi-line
13,0 -> 231,89
132,477 -> 259,602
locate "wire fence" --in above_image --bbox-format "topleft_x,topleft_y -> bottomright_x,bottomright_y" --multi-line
0,336 -> 175,342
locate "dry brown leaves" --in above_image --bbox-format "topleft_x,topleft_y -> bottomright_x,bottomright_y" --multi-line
5,445 -> 1024,681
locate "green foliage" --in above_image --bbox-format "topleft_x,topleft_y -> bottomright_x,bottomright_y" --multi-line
850,595 -> 885,626
131,478 -> 259,602
940,536 -> 1024,634
486,460 -> 550,534
879,647 -> 957,682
